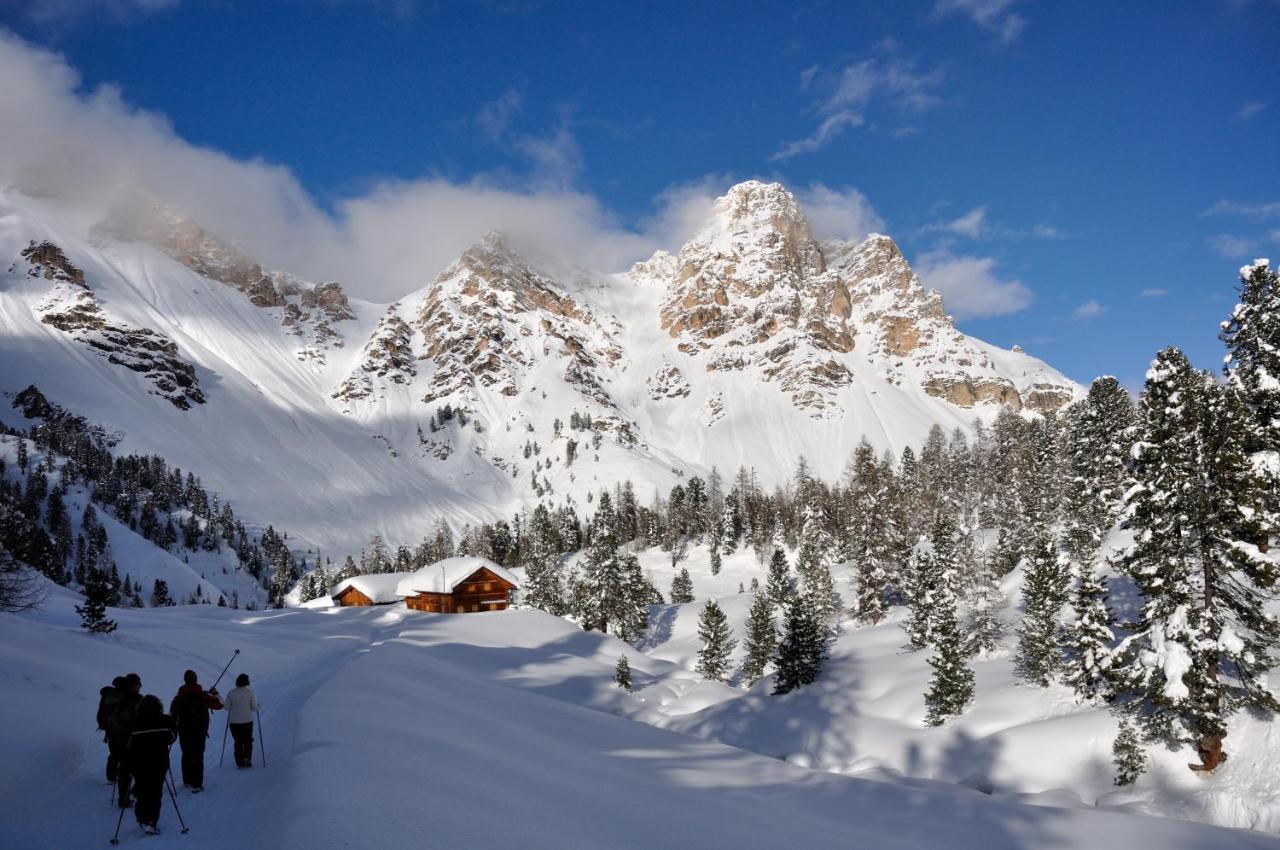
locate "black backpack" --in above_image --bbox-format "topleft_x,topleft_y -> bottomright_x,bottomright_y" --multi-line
96,686 -> 119,731
106,693 -> 138,739
176,689 -> 209,731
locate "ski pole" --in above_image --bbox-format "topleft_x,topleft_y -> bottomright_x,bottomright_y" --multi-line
164,768 -> 190,835
210,649 -> 240,691
109,801 -> 127,845
219,713 -> 230,767
256,707 -> 266,766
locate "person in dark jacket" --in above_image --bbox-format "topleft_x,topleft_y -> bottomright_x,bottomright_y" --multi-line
126,695 -> 177,835
106,673 -> 143,808
170,669 -> 222,791
97,676 -> 126,784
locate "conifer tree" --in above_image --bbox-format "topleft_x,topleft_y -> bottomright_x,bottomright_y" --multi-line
1062,377 -> 1135,564
903,544 -> 938,651
670,567 -> 694,604
1113,348 -> 1279,771
772,595 -> 827,695
151,578 -> 173,607
572,493 -> 653,642
740,590 -> 777,686
923,552 -> 973,725
709,534 -> 722,576
764,548 -> 792,609
1112,716 -> 1147,786
795,504 -> 840,623
1062,560 -> 1115,701
695,599 -> 737,682
77,567 -> 116,633
1222,259 -> 1280,505
1016,533 -> 1069,686
966,562 -> 1005,657
614,655 -> 632,692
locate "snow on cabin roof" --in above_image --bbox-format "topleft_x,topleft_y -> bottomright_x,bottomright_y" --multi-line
394,557 -> 520,597
330,572 -> 414,604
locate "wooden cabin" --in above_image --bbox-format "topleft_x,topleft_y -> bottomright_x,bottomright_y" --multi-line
329,572 -> 412,607
394,557 -> 520,614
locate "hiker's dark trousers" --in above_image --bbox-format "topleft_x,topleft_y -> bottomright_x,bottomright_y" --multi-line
178,728 -> 207,787
230,721 -> 254,766
132,767 -> 164,827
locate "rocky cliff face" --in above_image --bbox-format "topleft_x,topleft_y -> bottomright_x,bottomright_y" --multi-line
13,241 -> 205,410
95,191 -> 354,362
634,181 -> 1076,418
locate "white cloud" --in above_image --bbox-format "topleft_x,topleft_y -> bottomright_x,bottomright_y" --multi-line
1269,228 -> 1280,244
794,184 -> 886,241
772,112 -> 865,161
1208,234 -> 1258,258
773,56 -> 943,160
1203,199 -> 1280,219
933,0 -> 1026,44
1140,288 -> 1169,297
913,250 -> 1033,319
476,88 -> 523,141
922,206 -> 987,238
1236,101 -> 1267,121
19,0 -> 180,22
1071,299 -> 1105,319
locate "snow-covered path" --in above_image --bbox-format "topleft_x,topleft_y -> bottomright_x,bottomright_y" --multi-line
3,593 -> 1278,849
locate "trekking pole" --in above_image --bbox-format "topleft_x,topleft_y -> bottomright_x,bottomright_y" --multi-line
109,801 -> 127,844
256,707 -> 267,766
164,767 -> 190,835
219,713 -> 230,767
209,649 -> 240,691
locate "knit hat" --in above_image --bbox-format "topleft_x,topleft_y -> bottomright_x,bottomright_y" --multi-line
183,669 -> 197,685
235,673 -> 250,687
124,673 -> 142,687
112,676 -> 126,689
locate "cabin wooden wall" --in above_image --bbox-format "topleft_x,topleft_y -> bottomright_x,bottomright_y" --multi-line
334,586 -> 373,607
404,568 -> 515,613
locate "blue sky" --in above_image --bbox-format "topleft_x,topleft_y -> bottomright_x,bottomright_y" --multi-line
2,0 -> 1278,388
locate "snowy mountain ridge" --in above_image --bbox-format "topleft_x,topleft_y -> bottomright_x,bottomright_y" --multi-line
0,181 -> 1079,553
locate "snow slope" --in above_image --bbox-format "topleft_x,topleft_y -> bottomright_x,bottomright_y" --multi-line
1,588 -> 1273,849
1,183 -> 1079,556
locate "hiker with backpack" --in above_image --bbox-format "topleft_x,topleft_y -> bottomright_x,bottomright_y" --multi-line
224,673 -> 259,768
170,669 -> 223,792
97,676 -> 126,785
126,695 -> 178,835
106,673 -> 143,808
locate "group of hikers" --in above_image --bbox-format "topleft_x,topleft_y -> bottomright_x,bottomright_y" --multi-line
96,667 -> 259,836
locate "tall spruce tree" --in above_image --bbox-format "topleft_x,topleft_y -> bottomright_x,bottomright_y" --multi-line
740,590 -> 778,686
1062,377 -> 1135,564
1016,533 -> 1069,686
571,493 -> 653,642
695,599 -> 737,682
903,543 -> 938,651
772,594 -> 827,694
1062,559 -> 1115,701
670,567 -> 694,604
77,566 -> 117,633
923,545 -> 973,725
1222,259 -> 1280,512
795,504 -> 840,623
765,548 -> 792,609
1113,347 -> 1279,772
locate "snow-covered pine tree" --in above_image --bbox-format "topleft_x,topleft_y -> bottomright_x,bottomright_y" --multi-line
709,531 -> 722,576
1112,716 -> 1147,786
670,567 -> 694,604
76,566 -> 116,633
1016,532 -> 1069,687
571,493 -> 652,643
765,548 -> 792,609
614,655 -> 632,692
772,594 -> 827,694
1062,559 -> 1115,701
1222,258 -> 1280,512
695,598 -> 737,682
966,561 -> 1005,657
151,578 -> 173,607
841,439 -> 894,624
923,543 -> 973,725
903,543 -> 937,651
1113,347 -> 1280,772
1062,377 -> 1135,564
740,590 -> 777,686
795,503 -> 840,623
522,505 -> 567,615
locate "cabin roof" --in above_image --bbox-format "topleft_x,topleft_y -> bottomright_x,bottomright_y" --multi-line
330,571 -> 414,604
394,557 -> 520,596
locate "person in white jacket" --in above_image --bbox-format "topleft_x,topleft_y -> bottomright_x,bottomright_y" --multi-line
224,673 -> 259,768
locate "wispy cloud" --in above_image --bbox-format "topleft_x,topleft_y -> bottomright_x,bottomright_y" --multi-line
1071,299 -> 1106,319
913,249 -> 1033,319
1202,199 -> 1280,219
921,206 -> 987,238
1235,100 -> 1267,121
1140,287 -> 1169,298
18,0 -> 181,23
919,206 -> 1068,241
477,88 -> 523,141
1208,234 -> 1258,258
933,0 -> 1026,44
475,90 -> 583,188
772,55 -> 944,160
